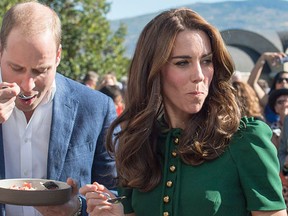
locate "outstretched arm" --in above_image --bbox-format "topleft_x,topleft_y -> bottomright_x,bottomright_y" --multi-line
247,52 -> 285,106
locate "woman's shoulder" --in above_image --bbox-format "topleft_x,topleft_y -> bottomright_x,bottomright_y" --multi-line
229,116 -> 274,152
236,116 -> 271,136
228,117 -> 279,178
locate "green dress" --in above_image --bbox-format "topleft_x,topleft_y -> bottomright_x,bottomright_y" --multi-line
119,117 -> 286,216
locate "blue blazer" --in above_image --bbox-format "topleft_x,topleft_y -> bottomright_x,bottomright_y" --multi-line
0,73 -> 118,215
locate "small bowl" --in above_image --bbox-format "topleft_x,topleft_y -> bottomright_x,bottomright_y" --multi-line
0,178 -> 72,206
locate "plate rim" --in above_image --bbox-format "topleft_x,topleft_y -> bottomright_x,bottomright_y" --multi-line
0,178 -> 72,206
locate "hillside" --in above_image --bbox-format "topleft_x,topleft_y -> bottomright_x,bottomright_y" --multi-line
110,0 -> 288,57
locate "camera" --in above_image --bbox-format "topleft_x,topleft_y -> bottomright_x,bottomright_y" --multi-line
279,56 -> 288,64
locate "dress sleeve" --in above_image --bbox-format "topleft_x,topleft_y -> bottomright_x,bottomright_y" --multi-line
118,187 -> 134,214
229,117 -> 286,211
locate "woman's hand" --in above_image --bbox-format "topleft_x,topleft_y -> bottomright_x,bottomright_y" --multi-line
80,181 -> 124,216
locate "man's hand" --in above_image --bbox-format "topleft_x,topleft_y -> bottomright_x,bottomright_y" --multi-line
34,178 -> 81,216
0,82 -> 20,123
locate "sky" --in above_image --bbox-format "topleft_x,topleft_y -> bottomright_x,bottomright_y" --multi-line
106,0 -> 242,20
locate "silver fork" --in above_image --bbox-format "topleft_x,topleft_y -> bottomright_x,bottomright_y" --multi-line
96,191 -> 126,204
107,196 -> 127,204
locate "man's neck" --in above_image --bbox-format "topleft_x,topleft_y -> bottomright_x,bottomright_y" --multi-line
24,110 -> 34,123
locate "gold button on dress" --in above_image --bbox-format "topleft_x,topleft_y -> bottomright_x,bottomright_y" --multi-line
166,181 -> 173,187
169,165 -> 176,172
163,196 -> 170,203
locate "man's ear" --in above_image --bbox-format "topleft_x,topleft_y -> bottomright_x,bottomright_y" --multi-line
56,44 -> 62,66
0,43 -> 3,58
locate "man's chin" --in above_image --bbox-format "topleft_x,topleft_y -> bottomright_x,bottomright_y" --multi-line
15,101 -> 38,113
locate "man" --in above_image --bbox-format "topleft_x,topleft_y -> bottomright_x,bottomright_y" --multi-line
82,71 -> 99,89
0,1 -> 118,215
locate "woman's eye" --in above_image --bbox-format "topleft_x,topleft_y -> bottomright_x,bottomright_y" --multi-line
202,59 -> 212,64
175,60 -> 189,67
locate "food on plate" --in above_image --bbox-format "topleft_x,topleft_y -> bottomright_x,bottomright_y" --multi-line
10,182 -> 36,190
41,181 -> 59,190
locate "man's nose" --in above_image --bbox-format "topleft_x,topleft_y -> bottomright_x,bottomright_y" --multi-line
20,75 -> 36,92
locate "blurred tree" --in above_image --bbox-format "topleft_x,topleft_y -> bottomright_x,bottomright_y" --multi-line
0,0 -> 130,80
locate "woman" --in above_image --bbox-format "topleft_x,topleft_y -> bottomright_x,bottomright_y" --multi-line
80,8 -> 286,215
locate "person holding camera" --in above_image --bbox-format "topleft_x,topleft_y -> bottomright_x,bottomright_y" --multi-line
247,52 -> 288,125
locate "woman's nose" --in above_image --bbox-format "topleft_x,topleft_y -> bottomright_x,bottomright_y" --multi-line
191,63 -> 204,83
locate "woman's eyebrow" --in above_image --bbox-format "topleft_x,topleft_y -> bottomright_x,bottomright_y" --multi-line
170,55 -> 192,59
170,52 -> 213,59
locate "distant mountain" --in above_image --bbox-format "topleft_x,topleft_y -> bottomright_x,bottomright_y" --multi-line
110,0 -> 288,57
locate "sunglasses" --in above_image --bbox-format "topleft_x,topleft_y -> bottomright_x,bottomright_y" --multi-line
277,78 -> 288,83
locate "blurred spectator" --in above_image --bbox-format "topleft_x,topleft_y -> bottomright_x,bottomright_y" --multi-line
232,81 -> 264,120
82,71 -> 99,89
268,88 -> 288,148
274,89 -> 288,210
99,72 -> 123,90
99,85 -> 125,116
120,75 -> 128,95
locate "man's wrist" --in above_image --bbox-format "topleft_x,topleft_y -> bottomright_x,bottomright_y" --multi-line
72,196 -> 82,216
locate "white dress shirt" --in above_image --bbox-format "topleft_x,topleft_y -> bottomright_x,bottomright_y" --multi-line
2,81 -> 56,216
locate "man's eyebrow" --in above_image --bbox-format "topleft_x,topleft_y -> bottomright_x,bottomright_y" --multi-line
8,61 -> 50,71
7,61 -> 22,67
33,66 -> 50,71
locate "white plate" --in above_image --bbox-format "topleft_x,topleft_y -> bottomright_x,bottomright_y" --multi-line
0,178 -> 72,206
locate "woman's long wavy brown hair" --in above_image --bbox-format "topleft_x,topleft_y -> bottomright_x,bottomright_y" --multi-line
106,8 -> 241,192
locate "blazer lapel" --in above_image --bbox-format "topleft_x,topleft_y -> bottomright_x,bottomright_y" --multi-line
47,75 -> 79,180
